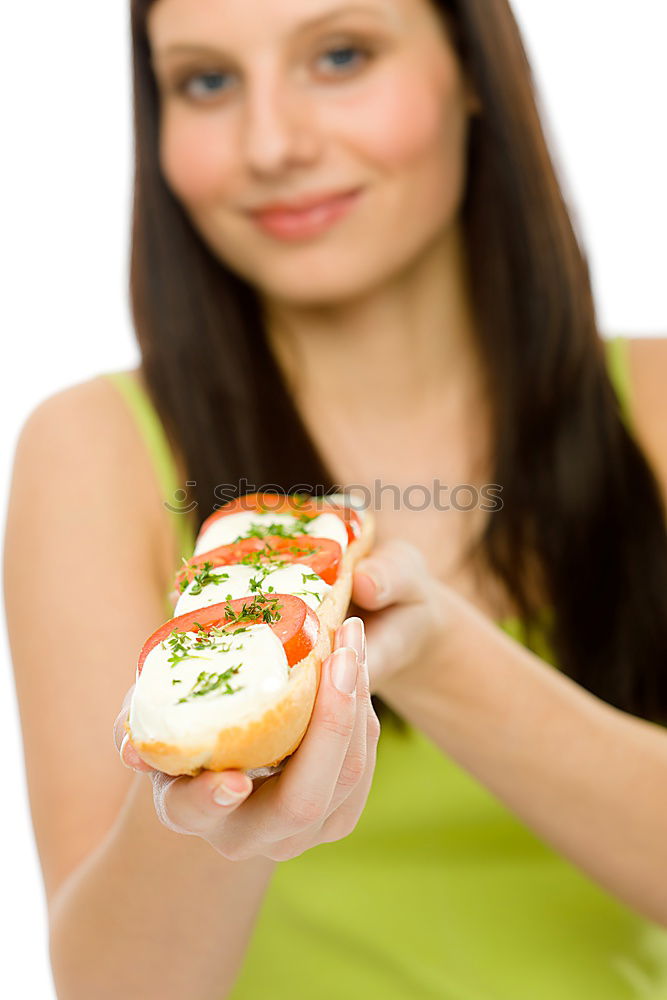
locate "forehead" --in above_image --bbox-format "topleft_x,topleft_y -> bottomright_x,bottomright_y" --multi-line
147,0 -> 407,47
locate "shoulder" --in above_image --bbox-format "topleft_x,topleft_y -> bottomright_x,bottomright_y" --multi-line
9,369 -> 167,580
17,367 -> 144,439
623,335 -> 667,497
14,369 -> 148,497
625,334 -> 667,382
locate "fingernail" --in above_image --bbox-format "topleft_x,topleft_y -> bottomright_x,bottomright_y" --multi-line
364,571 -> 386,601
119,732 -> 133,769
119,733 -> 146,772
213,779 -> 249,807
331,647 -> 358,694
341,618 -> 364,662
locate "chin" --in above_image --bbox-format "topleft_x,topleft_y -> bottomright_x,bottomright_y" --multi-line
259,264 -> 381,307
222,241 -> 393,307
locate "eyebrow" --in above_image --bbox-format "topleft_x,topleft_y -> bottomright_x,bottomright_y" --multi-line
153,3 -> 392,58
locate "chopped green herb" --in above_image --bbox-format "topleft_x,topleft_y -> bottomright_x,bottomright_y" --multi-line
288,543 -> 321,557
233,510 -> 318,544
223,592 -> 282,627
248,573 -> 268,594
239,548 -> 289,571
294,590 -> 323,603
176,556 -> 195,593
160,625 -> 238,668
187,562 -> 230,596
177,664 -> 244,703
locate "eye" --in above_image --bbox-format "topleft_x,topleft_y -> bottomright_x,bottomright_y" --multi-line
315,44 -> 373,77
178,70 -> 234,101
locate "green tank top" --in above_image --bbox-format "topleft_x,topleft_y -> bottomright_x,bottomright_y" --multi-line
104,336 -> 667,999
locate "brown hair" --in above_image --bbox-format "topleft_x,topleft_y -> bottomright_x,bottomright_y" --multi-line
129,0 -> 667,731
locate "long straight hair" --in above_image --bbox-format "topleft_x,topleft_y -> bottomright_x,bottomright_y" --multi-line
129,0 -> 667,731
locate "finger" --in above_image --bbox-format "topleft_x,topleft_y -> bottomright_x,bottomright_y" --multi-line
154,767 -> 253,837
335,616 -> 366,664
320,699 -> 381,843
269,646 -> 358,837
363,598 -> 437,689
168,587 -> 180,611
325,619 -> 371,814
114,685 -> 155,773
113,685 -> 135,752
119,732 -> 155,773
352,538 -> 431,610
222,632 -> 364,851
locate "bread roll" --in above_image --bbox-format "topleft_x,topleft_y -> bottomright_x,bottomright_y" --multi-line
126,493 -> 375,777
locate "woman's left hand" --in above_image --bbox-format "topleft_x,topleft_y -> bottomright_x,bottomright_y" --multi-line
349,538 -> 450,693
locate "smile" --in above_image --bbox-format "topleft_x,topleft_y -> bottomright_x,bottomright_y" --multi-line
247,189 -> 364,242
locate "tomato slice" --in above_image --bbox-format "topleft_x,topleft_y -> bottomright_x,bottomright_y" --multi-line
198,491 -> 362,545
138,593 -> 319,673
174,534 -> 343,592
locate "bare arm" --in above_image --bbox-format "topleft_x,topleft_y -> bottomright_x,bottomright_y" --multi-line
3,380 -> 276,999
353,338 -> 667,929
372,580 -> 667,928
49,773 -> 276,1000
5,377 -> 378,999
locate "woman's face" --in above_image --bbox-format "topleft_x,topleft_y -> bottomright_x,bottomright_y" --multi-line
148,0 -> 477,305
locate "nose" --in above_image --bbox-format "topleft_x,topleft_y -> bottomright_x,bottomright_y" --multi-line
240,74 -> 321,176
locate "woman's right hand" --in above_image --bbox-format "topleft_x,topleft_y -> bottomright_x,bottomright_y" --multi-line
113,616 -> 380,861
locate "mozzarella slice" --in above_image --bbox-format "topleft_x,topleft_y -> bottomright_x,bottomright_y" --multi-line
323,491 -> 367,518
130,624 -> 289,745
194,510 -> 349,558
174,562 -> 332,617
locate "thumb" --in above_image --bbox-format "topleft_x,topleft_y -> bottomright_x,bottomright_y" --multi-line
363,599 -> 435,688
153,768 -> 253,836
354,538 -> 430,609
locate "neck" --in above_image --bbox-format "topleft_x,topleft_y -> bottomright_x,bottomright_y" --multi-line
263,221 -> 484,422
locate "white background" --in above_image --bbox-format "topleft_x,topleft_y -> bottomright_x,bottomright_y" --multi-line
1,2 -> 665,994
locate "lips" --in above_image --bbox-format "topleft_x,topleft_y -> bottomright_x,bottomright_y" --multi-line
247,188 -> 364,241
247,187 -> 363,217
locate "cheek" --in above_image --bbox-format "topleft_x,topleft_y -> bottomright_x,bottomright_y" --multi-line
345,59 -> 470,218
159,110 -> 233,205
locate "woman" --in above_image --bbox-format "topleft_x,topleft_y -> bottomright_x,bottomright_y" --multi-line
5,0 -> 667,996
